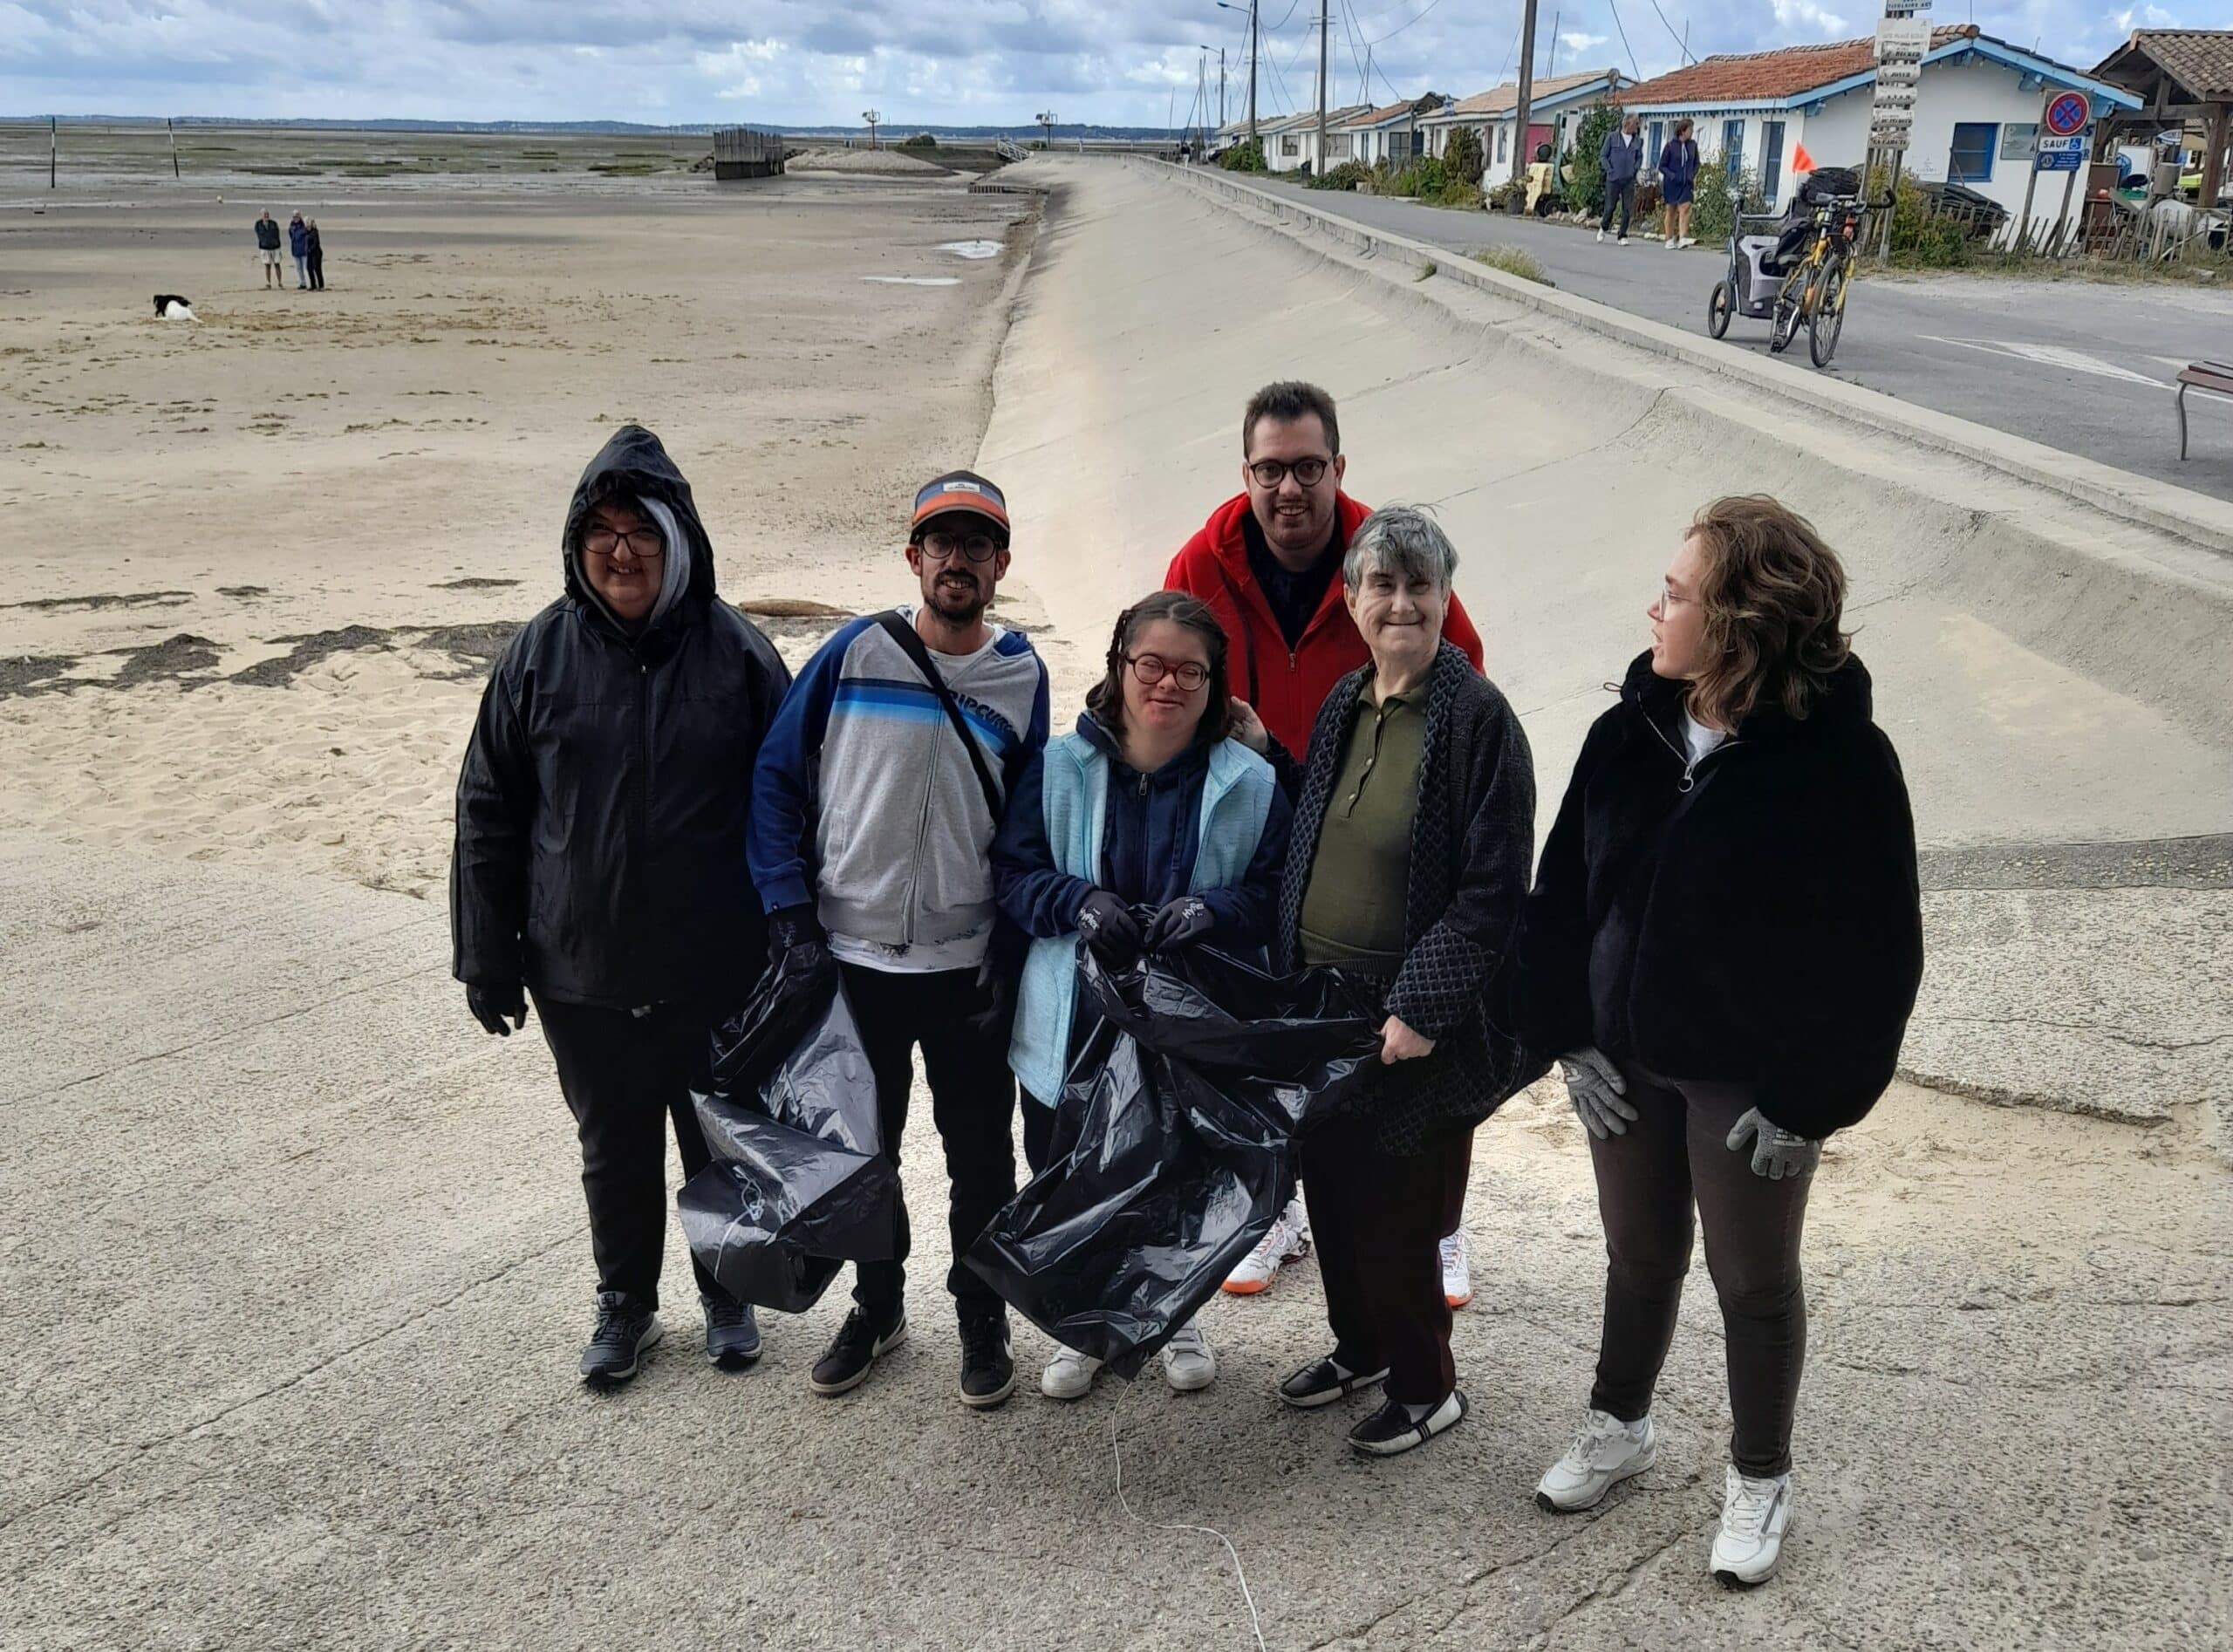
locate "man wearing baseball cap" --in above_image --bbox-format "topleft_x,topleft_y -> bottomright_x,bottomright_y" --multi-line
750,468 -> 1049,1408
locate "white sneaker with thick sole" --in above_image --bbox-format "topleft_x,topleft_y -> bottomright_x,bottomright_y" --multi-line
1535,1408 -> 1657,1512
1595,229 -> 1607,242
1160,1318 -> 1216,1392
1680,236 -> 1698,248
1040,1343 -> 1103,1401
1711,1464 -> 1793,1587
1223,1197 -> 1311,1295
1439,1230 -> 1473,1308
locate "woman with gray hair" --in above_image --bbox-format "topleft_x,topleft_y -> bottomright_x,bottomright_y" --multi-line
1265,504 -> 1539,1457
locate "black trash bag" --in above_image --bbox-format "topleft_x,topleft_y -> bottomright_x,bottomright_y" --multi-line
964,945 -> 1384,1378
708,944 -> 839,1092
678,967 -> 900,1313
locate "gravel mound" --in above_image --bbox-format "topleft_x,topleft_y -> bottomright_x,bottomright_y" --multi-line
788,147 -> 952,177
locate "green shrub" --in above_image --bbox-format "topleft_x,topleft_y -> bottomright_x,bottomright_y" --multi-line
1690,163 -> 1765,247
1872,165 -> 1970,268
1473,245 -> 1550,284
1490,177 -> 1528,212
1308,160 -> 1373,191
1218,138 -> 1267,173
898,133 -> 938,151
1567,103 -> 1622,216
1430,179 -> 1483,209
1444,126 -> 1485,186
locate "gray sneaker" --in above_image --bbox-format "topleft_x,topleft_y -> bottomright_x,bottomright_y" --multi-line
703,1293 -> 762,1371
580,1290 -> 662,1386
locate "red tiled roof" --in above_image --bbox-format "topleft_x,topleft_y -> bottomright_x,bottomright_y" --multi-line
2095,30 -> 2233,103
1440,71 -> 1615,119
1618,24 -> 1977,106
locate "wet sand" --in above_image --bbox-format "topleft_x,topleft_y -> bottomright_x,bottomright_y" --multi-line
0,174 -> 1041,899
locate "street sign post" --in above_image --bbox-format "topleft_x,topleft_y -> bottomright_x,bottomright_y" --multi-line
2034,136 -> 2084,172
1868,0 -> 1931,262
2014,88 -> 2093,251
2042,90 -> 2091,139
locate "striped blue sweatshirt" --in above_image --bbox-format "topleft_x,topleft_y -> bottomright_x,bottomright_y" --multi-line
748,607 -> 1050,966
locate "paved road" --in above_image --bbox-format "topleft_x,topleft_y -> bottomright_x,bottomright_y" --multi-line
1246,175 -> 2233,502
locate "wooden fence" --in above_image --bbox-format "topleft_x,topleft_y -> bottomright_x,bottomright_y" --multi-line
713,127 -> 784,181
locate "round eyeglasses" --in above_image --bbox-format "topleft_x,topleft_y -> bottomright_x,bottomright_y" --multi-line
1127,653 -> 1210,693
1246,456 -> 1331,489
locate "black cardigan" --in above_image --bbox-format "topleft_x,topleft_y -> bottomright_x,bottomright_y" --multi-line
1514,650 -> 1923,1139
1275,642 -> 1542,1154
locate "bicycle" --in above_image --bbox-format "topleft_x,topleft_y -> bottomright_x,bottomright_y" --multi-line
1766,195 -> 1869,368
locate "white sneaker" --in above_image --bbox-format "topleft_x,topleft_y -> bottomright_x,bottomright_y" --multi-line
1595,228 -> 1607,242
1439,1230 -> 1473,1308
1680,236 -> 1698,249
1223,1197 -> 1310,1295
1040,1343 -> 1103,1401
1711,1464 -> 1793,1587
1535,1408 -> 1657,1512
1159,1318 -> 1216,1392
1616,235 -> 1630,245
1665,235 -> 1677,247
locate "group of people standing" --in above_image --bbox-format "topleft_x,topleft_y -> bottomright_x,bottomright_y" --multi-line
253,209 -> 325,290
451,380 -> 1922,1587
1596,113 -> 1704,249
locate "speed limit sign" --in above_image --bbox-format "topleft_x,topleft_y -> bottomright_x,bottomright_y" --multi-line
2043,90 -> 2090,137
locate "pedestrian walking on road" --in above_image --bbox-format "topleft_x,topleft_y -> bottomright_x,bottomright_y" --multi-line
1514,495 -> 1922,1587
1658,119 -> 1701,248
304,218 -> 326,290
451,425 -> 793,1388
1597,114 -> 1644,245
253,209 -> 283,288
287,212 -> 311,290
749,470 -> 1049,1410
1165,381 -> 1491,1304
1273,505 -> 1537,1458
993,590 -> 1292,1403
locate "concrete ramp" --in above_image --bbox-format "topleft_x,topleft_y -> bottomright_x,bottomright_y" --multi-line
982,160 -> 2233,1130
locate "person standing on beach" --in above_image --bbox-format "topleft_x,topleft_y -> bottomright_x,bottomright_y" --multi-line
749,470 -> 1049,1410
451,424 -> 792,1388
1658,119 -> 1700,249
1164,380 -> 1488,1307
304,219 -> 325,291
254,210 -> 283,289
287,212 -> 311,290
1597,114 -> 1644,245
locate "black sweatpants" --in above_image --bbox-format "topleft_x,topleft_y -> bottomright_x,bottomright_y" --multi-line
841,963 -> 1017,1324
1588,1062 -> 1813,1478
533,992 -> 721,1310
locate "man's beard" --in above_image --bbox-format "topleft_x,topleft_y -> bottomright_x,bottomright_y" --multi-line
925,574 -> 987,625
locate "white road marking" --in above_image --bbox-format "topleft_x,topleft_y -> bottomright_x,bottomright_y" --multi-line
1915,336 -> 2168,387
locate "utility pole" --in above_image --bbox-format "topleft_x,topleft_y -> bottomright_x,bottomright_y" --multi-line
1198,49 -> 1208,157
862,109 -> 881,149
1219,48 -> 1228,132
1250,0 -> 1260,141
1036,110 -> 1056,147
1512,0 -> 1540,208
168,116 -> 180,180
1316,1 -> 1330,174
1546,10 -> 1560,79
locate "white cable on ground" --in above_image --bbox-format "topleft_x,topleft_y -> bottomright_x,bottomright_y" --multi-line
1109,1377 -> 1269,1652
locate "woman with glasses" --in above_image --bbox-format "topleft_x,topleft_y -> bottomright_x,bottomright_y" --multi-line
992,590 -> 1292,1402
1515,495 -> 1922,1586
1270,504 -> 1536,1457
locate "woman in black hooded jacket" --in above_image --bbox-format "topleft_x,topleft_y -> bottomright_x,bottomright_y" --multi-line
1516,495 -> 1922,1587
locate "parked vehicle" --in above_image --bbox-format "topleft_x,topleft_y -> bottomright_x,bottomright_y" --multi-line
1706,174 -> 1882,370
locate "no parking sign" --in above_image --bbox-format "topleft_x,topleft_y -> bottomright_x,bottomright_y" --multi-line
2043,90 -> 2090,139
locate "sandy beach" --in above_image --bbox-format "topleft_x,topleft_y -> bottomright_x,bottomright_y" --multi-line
2,167 -> 1041,899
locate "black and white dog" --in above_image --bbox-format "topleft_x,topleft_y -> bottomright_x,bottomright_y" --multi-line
153,293 -> 196,320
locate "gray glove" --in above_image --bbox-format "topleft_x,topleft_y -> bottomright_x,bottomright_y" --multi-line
1560,1046 -> 1638,1139
1725,1107 -> 1820,1180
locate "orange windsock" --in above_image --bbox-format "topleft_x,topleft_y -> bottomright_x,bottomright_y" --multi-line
1793,142 -> 1817,174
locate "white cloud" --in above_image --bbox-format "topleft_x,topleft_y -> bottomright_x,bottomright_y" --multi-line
1769,0 -> 1850,38
1559,31 -> 1608,53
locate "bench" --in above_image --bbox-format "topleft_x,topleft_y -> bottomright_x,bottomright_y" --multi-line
2177,360 -> 2233,460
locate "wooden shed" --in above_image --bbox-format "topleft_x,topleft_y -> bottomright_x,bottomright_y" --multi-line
2092,31 -> 2233,206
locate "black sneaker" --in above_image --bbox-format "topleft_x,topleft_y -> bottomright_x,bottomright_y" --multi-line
1278,1353 -> 1390,1410
809,1305 -> 907,1396
959,1311 -> 1015,1410
702,1293 -> 762,1372
579,1290 -> 663,1386
1348,1389 -> 1467,1457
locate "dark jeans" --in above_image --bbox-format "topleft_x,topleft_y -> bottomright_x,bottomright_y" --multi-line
534,992 -> 721,1310
841,963 -> 1017,1325
1601,177 -> 1636,236
1300,1116 -> 1471,1405
307,252 -> 324,290
1588,1062 -> 1813,1478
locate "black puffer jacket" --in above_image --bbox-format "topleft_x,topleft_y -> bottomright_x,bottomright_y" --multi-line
450,425 -> 791,1011
1515,650 -> 1922,1138
1275,642 -> 1542,1154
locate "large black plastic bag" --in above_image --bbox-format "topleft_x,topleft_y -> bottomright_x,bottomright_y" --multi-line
965,945 -> 1384,1377
678,959 -> 901,1313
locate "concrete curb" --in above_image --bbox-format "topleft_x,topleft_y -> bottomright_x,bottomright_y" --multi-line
1144,159 -> 2233,559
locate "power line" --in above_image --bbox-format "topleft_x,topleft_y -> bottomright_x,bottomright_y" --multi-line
1644,0 -> 1696,64
1605,0 -> 1642,79
1364,0 -> 1451,47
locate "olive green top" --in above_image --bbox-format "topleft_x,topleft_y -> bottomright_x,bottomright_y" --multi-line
1297,682 -> 1424,973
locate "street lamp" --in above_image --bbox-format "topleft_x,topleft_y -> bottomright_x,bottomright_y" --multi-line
1216,0 -> 1259,143
862,108 -> 881,150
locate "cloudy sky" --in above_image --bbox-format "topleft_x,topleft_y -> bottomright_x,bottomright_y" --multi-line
0,0 -> 2189,128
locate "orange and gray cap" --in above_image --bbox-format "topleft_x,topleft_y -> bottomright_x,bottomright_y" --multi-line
912,470 -> 1010,541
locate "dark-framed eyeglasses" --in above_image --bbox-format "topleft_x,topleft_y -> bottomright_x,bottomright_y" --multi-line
583,527 -> 666,560
1246,455 -> 1332,489
918,529 -> 1002,563
1126,653 -> 1210,693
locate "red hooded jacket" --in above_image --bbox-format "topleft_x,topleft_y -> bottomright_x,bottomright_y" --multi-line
1164,492 -> 1486,757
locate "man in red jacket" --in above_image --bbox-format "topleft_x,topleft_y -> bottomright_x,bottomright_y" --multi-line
1164,379 -> 1485,760
1168,380 -> 1487,1308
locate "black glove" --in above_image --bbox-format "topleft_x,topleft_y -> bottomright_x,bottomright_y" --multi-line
768,902 -> 830,972
1075,888 -> 1143,967
1143,895 -> 1217,954
966,965 -> 1016,1037
467,982 -> 527,1038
